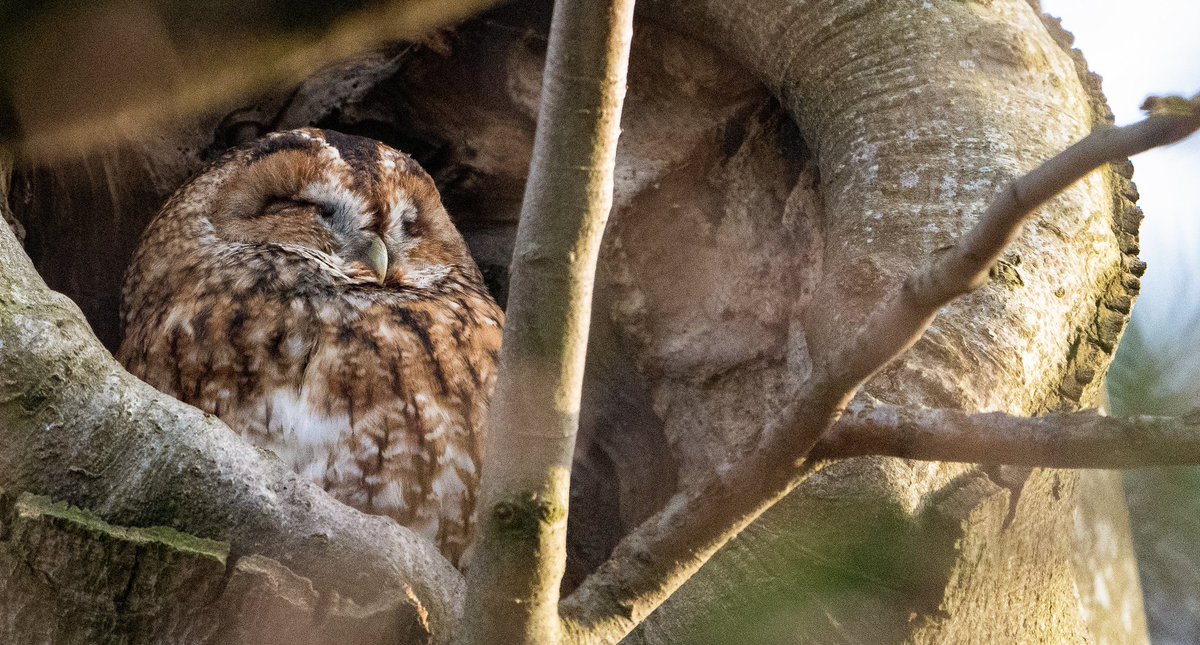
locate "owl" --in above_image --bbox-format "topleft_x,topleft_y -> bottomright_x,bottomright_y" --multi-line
118,128 -> 503,565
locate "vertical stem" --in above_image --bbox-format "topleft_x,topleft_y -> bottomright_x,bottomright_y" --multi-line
460,1 -> 635,643
1,151 -> 20,243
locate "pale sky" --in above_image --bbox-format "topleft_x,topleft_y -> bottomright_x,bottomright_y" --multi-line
1040,0 -> 1200,344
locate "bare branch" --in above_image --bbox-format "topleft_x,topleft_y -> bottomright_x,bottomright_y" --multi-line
829,94 -> 1200,396
461,0 -> 635,643
815,404 -> 1200,468
559,96 -> 1200,644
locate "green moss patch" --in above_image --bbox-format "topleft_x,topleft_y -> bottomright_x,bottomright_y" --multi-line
12,492 -> 229,564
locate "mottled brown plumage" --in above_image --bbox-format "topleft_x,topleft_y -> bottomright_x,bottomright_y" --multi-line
119,129 -> 503,565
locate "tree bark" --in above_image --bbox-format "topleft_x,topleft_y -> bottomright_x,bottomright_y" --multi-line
818,404 -> 1200,468
602,1 -> 1148,642
0,178 -> 461,642
0,1 -> 1166,643
462,0 -> 635,643
0,489 -> 441,645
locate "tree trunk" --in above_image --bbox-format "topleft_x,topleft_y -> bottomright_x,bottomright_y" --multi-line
1,1 -> 1151,642
613,1 -> 1146,641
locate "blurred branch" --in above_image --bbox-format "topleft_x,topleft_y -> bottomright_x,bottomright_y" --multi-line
815,404 -> 1200,468
2,0 -> 504,158
559,95 -> 1200,644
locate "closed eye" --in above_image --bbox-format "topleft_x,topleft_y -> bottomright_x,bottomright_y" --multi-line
262,198 -> 331,218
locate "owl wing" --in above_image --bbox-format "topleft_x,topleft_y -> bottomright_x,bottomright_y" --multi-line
122,275 -> 502,565
251,290 -> 502,563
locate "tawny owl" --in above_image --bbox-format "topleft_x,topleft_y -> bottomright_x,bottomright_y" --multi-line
118,128 -> 503,565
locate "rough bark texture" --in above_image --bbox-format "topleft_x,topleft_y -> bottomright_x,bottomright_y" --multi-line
1,180 -> 461,642
0,490 -> 432,645
2,1 -> 1150,642
615,1 -> 1146,642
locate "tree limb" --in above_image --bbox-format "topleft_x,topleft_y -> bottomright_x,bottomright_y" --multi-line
559,96 -> 1200,645
816,404 -> 1200,468
461,1 -> 635,643
829,95 -> 1200,399
0,176 -> 463,645
5,0 -> 505,158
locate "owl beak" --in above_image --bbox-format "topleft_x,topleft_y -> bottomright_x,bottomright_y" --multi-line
366,234 -> 389,282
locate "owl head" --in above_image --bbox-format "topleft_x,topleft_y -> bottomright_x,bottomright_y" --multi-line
173,128 -> 477,292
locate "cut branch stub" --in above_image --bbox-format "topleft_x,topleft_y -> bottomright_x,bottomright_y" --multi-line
491,492 -> 568,540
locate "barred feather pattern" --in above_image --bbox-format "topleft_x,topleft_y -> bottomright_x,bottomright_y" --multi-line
118,129 -> 503,565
